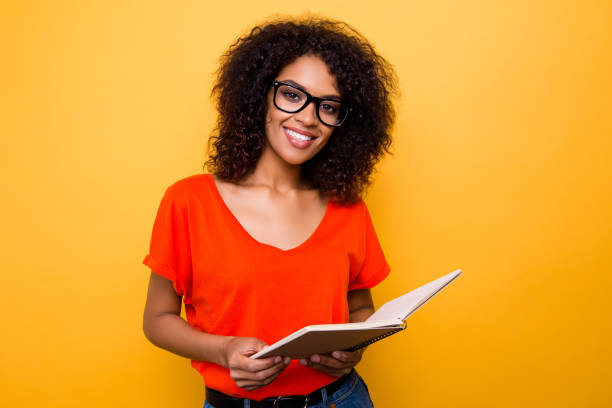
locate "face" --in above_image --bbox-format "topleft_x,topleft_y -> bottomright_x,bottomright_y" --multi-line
264,55 -> 340,166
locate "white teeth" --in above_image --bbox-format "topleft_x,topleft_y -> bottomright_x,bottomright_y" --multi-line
286,128 -> 314,141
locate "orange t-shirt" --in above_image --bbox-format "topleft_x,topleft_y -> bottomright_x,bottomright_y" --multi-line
143,174 -> 390,400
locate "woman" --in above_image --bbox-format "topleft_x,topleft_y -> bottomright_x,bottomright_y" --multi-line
143,16 -> 397,407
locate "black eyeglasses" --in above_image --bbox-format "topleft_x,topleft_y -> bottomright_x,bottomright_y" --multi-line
271,80 -> 351,127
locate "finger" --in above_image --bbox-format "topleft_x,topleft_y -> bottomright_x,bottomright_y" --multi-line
238,370 -> 284,391
232,355 -> 281,373
256,360 -> 290,382
231,337 -> 268,354
309,354 -> 348,369
331,350 -> 361,363
237,382 -> 263,391
239,345 -> 268,357
250,355 -> 291,372
302,360 -> 351,377
260,365 -> 286,385
234,362 -> 288,389
232,361 -> 287,382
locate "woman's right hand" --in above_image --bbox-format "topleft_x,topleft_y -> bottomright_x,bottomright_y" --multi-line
222,337 -> 291,391
143,273 -> 289,391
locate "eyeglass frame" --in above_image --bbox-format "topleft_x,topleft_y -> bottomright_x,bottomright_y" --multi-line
270,80 -> 351,127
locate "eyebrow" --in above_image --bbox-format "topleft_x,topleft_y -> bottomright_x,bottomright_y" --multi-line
281,79 -> 342,100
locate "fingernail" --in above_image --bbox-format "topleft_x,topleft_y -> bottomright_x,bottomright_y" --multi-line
299,359 -> 307,365
274,356 -> 281,364
284,357 -> 291,365
311,355 -> 320,363
332,351 -> 341,359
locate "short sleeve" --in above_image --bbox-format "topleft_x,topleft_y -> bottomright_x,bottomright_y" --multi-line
348,202 -> 391,291
142,184 -> 192,298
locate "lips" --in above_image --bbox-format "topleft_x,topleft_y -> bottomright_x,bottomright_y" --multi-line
284,126 -> 316,140
284,126 -> 317,149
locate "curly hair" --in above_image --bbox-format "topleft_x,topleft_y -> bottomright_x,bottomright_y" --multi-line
204,15 -> 397,205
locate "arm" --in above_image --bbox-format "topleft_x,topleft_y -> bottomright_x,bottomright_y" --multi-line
300,289 -> 374,377
348,288 -> 375,323
143,272 -> 290,390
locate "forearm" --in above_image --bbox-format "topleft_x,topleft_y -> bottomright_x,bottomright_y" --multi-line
349,306 -> 374,323
348,288 -> 375,323
347,289 -> 375,362
304,304 -> 372,375
143,312 -> 231,368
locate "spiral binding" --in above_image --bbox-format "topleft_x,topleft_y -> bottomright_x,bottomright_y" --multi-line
346,328 -> 404,351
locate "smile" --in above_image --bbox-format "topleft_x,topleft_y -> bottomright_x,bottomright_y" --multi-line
284,127 -> 317,149
285,128 -> 315,141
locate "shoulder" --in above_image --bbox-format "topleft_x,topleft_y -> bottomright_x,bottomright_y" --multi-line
327,196 -> 370,230
330,195 -> 367,214
155,174 -> 215,211
163,173 -> 212,198
167,173 -> 210,191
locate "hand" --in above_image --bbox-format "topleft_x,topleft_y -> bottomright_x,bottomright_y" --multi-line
299,348 -> 364,377
223,337 -> 291,391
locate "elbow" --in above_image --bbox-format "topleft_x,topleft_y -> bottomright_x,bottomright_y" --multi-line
142,315 -> 156,343
142,311 -> 177,345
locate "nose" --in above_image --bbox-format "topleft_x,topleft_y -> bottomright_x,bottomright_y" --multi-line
294,101 -> 318,126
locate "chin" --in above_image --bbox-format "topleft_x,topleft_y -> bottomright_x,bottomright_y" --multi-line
282,152 -> 313,166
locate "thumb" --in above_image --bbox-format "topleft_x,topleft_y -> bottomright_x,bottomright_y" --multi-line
239,338 -> 268,356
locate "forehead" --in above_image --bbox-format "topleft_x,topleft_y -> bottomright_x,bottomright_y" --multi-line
275,55 -> 340,97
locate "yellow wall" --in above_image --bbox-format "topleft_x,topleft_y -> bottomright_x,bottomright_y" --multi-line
1,1 -> 610,407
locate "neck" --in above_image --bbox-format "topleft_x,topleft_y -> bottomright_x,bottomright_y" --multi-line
242,143 -> 305,194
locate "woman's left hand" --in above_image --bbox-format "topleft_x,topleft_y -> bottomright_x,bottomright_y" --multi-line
299,349 -> 364,377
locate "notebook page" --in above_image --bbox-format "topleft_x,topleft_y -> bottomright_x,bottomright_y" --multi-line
366,269 -> 462,322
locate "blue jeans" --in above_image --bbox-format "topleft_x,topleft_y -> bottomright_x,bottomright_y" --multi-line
203,369 -> 374,408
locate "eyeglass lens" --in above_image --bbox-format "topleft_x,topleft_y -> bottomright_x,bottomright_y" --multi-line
275,83 -> 346,126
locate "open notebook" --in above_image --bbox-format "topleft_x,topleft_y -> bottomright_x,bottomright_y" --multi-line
251,269 -> 462,359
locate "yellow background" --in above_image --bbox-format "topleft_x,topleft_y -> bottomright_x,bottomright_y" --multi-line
1,1 -> 610,407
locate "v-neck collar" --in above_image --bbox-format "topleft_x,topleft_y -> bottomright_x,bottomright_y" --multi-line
207,174 -> 331,254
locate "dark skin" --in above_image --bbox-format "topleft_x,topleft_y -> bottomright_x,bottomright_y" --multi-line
143,55 -> 376,390
298,290 -> 374,376
143,272 -> 374,390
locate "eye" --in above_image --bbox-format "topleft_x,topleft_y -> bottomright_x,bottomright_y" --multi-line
281,90 -> 303,102
320,102 -> 339,114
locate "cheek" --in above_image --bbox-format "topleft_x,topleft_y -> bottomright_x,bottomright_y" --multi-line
265,107 -> 282,129
315,131 -> 334,152
322,128 -> 335,141
264,110 -> 288,140
267,109 -> 294,128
